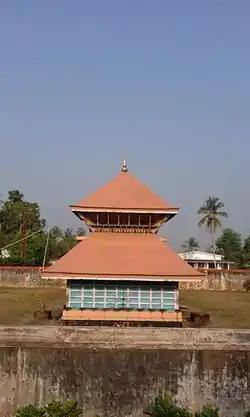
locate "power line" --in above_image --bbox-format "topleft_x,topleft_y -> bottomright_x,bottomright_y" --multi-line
0,227 -> 44,251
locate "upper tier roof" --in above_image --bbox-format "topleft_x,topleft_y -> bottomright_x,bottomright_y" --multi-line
43,233 -> 203,280
71,162 -> 178,212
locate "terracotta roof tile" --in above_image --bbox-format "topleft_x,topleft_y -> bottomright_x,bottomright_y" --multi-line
44,233 -> 203,280
71,171 -> 178,211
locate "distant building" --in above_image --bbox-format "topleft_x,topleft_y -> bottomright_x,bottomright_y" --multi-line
0,249 -> 10,259
178,251 -> 232,270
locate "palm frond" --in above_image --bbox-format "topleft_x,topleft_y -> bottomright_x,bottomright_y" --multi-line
197,206 -> 209,215
197,217 -> 207,227
197,196 -> 227,233
216,211 -> 228,218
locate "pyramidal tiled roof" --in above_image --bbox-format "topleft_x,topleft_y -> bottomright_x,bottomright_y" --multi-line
71,168 -> 178,212
44,233 -> 203,280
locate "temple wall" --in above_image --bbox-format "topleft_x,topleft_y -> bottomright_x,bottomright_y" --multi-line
0,326 -> 250,417
0,267 -> 249,291
0,266 -> 66,288
179,270 -> 249,291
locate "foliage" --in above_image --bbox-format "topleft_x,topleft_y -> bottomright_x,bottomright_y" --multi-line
13,395 -> 250,417
15,400 -> 82,417
48,226 -> 84,260
197,196 -> 228,268
44,400 -> 82,417
144,395 -> 192,417
242,235 -> 250,267
215,229 -> 250,268
215,228 -> 242,265
15,404 -> 45,417
182,237 -> 199,253
144,395 -> 221,417
0,189 -> 87,266
195,404 -> 219,417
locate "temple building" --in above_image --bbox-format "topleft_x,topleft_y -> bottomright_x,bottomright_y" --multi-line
43,161 -> 203,326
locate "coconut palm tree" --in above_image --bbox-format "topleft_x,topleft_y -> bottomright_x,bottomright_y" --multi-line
182,237 -> 200,253
197,196 -> 228,268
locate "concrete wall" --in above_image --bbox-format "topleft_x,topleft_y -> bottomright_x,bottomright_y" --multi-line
0,266 -> 66,288
0,326 -> 250,417
0,267 -> 249,291
180,270 -> 249,291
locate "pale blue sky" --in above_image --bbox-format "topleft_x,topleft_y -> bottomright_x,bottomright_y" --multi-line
1,1 -> 250,249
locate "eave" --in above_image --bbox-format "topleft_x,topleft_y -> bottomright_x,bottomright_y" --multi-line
70,205 -> 179,214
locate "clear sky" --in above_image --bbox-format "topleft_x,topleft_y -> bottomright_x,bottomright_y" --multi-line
1,1 -> 250,250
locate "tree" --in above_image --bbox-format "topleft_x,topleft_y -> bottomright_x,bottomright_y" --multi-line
182,237 -> 199,253
76,226 -> 87,237
0,189 -> 87,266
216,228 -> 242,266
8,189 -> 24,203
242,235 -> 250,268
197,196 -> 228,268
46,225 -> 87,262
0,190 -> 47,265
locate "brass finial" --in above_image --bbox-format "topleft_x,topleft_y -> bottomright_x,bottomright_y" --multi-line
121,159 -> 128,172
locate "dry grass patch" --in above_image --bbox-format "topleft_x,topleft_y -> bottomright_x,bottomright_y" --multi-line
0,288 -> 249,328
0,287 -> 66,325
180,290 -> 250,328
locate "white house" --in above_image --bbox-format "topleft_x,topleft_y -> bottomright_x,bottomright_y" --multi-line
0,249 -> 10,259
178,250 -> 232,270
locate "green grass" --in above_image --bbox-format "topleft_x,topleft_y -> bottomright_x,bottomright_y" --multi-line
0,288 -> 249,328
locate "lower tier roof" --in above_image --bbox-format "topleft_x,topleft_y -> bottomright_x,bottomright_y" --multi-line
43,233 -> 203,281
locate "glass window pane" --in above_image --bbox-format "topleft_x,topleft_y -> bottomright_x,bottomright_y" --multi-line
83,301 -> 93,308
70,296 -> 82,301
71,284 -> 82,290
70,302 -> 82,308
95,290 -> 104,296
140,296 -> 150,303
106,301 -> 116,308
95,302 -> 105,308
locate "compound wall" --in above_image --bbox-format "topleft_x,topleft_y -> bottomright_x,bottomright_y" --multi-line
0,327 -> 250,417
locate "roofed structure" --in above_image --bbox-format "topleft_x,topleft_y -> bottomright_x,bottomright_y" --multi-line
70,160 -> 179,233
178,250 -> 233,270
43,160 -> 203,326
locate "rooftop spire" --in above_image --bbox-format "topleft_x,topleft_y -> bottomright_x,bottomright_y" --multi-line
121,159 -> 128,172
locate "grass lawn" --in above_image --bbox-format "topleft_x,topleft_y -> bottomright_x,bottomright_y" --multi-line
180,291 -> 250,328
0,287 -> 66,325
0,288 -> 249,328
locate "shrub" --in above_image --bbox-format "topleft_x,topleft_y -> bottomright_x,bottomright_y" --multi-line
144,396 -> 220,417
144,395 -> 192,417
15,400 -> 82,417
15,404 -> 45,417
195,404 -> 219,417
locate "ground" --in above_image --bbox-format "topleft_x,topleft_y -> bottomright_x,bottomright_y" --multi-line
180,291 -> 250,328
0,288 -> 249,328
